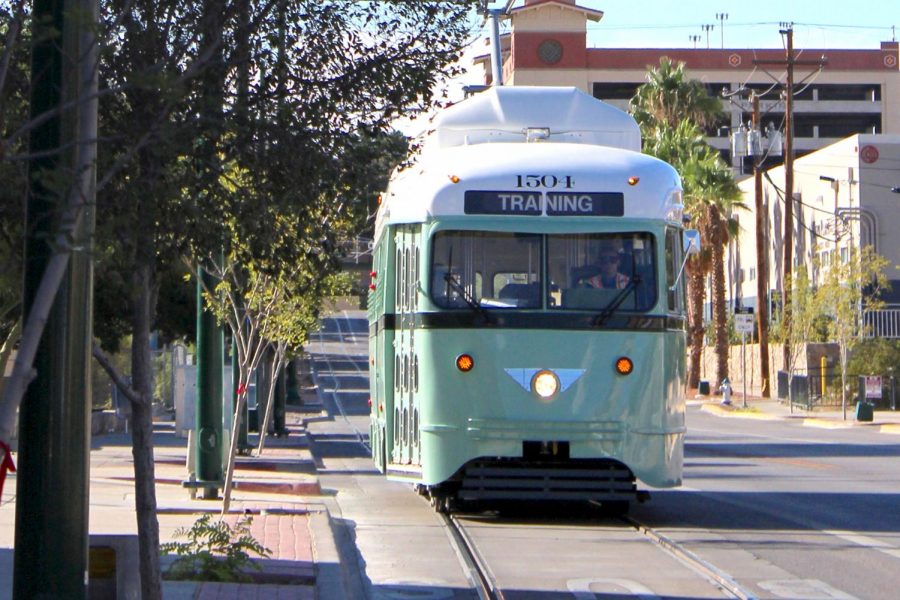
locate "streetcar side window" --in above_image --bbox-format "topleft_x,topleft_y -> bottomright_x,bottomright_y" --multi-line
431,231 -> 542,309
665,228 -> 685,313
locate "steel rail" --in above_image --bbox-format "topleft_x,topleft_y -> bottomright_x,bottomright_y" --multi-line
625,516 -> 758,600
440,513 -> 502,600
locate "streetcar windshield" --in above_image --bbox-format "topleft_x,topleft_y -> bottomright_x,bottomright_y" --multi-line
430,231 -> 657,312
431,231 -> 542,309
548,232 -> 656,311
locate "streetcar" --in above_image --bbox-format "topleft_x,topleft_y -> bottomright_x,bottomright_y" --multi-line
367,86 -> 697,513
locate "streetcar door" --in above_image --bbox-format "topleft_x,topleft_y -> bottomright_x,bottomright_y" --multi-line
393,228 -> 421,465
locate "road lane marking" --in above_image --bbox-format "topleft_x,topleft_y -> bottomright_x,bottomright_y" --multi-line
824,530 -> 900,560
758,579 -> 857,599
567,578 -> 658,599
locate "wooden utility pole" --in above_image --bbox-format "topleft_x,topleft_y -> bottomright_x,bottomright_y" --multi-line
752,93 -> 771,397
782,25 -> 795,370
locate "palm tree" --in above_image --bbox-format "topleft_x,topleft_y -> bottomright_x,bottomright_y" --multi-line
630,57 -> 723,132
632,59 -> 745,391
680,153 -> 744,388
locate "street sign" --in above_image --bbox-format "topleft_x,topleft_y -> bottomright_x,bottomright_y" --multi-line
865,376 -> 883,399
734,313 -> 754,334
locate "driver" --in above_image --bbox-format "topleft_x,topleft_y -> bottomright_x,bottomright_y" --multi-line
584,243 -> 630,289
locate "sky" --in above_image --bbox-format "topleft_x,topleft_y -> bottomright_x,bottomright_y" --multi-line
484,0 -> 898,50
397,1 -> 897,135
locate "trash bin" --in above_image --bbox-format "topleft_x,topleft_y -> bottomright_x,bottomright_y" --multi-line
698,380 -> 710,395
856,401 -> 874,422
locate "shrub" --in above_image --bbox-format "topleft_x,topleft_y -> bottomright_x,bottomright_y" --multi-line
161,514 -> 272,582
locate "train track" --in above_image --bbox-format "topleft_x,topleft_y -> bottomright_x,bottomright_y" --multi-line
439,505 -> 757,600
624,515 -> 757,600
441,512 -> 502,600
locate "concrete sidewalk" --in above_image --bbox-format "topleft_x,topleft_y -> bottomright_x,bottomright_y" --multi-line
0,393 -> 342,600
694,395 -> 900,434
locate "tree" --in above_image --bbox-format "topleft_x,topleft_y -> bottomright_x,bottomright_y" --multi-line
96,2 -> 477,597
640,115 -> 743,390
771,265 -> 823,412
679,149 -> 744,389
816,246 -> 890,419
4,1 -> 478,597
631,57 -> 723,133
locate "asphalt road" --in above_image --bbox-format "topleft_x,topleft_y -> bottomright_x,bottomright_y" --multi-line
309,311 -> 900,599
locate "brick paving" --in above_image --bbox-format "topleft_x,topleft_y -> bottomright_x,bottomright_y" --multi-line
179,412 -> 322,599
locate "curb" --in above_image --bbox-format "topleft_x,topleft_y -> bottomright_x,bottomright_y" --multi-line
699,403 -> 779,420
699,402 -> 900,434
233,479 -> 322,496
800,418 -> 853,429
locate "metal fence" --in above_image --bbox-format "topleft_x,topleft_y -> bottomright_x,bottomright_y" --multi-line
777,369 -> 898,410
863,304 -> 900,339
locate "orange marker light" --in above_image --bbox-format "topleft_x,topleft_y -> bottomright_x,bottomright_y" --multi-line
456,354 -> 474,372
377,194 -> 383,205
615,357 -> 634,375
449,175 -> 461,184
628,176 -> 640,186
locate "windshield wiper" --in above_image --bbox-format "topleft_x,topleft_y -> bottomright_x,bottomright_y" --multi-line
444,273 -> 490,321
594,275 -> 640,326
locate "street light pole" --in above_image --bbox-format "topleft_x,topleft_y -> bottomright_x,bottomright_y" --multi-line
702,24 -> 713,49
15,0 -> 98,597
716,13 -> 729,48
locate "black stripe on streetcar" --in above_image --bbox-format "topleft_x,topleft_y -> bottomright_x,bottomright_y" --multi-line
371,312 -> 685,334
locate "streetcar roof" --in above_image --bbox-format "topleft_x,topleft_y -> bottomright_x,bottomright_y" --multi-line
376,142 -> 682,238
423,86 -> 641,152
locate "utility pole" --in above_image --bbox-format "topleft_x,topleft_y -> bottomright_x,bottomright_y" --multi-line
690,34 -> 700,48
752,93 -> 771,397
782,24 -> 795,371
15,0 -> 98,598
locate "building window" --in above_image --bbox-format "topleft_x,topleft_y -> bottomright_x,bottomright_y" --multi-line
749,267 -> 756,281
815,83 -> 881,101
592,82 -> 640,100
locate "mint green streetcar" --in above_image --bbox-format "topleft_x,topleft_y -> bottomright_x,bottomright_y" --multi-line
367,87 -> 698,513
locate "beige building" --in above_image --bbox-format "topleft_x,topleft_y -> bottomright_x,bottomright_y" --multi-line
728,135 -> 900,313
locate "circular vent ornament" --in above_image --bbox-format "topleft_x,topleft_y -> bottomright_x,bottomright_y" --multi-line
538,39 -> 563,65
860,144 -> 879,164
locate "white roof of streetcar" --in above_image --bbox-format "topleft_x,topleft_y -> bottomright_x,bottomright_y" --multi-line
376,87 -> 682,240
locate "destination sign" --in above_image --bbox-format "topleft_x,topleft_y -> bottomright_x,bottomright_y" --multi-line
464,191 -> 542,215
463,191 -> 624,216
545,192 -> 624,216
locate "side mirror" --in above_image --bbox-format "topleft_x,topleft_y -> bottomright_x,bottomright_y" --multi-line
683,229 -> 700,255
671,230 -> 701,291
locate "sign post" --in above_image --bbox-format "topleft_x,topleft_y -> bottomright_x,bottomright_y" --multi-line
734,312 -> 755,408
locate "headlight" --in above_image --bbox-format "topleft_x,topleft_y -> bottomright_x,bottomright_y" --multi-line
531,370 -> 560,401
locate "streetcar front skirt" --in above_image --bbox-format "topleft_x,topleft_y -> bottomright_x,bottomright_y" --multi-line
455,458 -> 636,502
